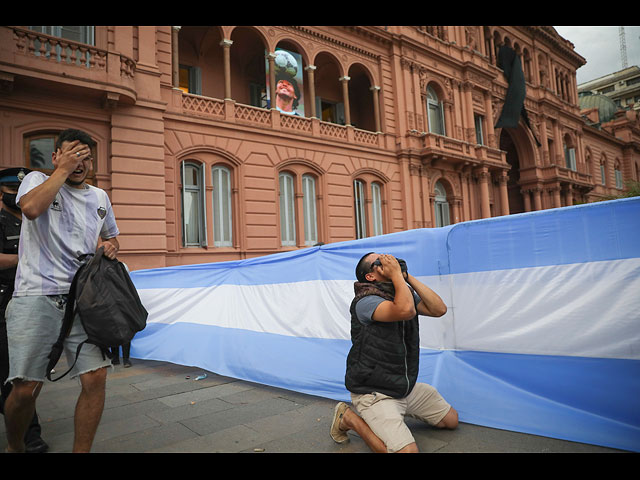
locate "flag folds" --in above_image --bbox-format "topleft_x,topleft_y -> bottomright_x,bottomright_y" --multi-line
130,197 -> 640,452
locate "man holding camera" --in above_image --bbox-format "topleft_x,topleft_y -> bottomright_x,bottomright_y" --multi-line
330,253 -> 458,453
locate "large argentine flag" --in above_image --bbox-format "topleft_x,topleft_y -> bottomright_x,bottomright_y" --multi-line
130,197 -> 640,452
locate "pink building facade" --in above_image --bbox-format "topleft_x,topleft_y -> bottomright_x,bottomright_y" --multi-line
1,26 -> 639,271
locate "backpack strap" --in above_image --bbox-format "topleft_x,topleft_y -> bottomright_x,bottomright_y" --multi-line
46,263 -> 83,382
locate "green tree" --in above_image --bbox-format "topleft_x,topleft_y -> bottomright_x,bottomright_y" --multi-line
601,180 -> 640,200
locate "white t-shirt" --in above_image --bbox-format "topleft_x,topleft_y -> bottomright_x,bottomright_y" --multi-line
14,171 -> 119,296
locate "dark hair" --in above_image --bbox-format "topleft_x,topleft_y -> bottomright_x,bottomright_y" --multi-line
355,251 -> 375,283
55,129 -> 96,150
275,72 -> 300,109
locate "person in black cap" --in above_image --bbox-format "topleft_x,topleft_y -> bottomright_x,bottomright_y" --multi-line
330,252 -> 457,453
0,167 -> 49,453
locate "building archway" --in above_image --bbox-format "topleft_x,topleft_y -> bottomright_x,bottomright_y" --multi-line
500,129 -> 524,214
499,125 -> 536,214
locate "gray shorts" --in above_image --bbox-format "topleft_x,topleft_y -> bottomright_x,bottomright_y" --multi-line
5,295 -> 112,384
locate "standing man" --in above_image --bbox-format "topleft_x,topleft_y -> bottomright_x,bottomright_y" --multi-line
3,129 -> 120,453
0,167 -> 49,453
330,253 -> 458,453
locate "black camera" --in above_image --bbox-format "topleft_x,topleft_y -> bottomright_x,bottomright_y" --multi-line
372,257 -> 408,274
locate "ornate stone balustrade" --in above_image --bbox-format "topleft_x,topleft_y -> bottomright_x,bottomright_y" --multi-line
178,91 -> 385,149
1,26 -> 137,103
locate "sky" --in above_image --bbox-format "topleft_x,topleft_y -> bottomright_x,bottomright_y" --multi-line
554,26 -> 640,85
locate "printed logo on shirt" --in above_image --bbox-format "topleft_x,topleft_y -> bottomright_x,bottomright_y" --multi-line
97,207 -> 106,219
51,195 -> 62,212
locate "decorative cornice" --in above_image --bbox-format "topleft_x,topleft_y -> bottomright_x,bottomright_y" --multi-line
525,26 -> 586,67
286,26 -> 382,61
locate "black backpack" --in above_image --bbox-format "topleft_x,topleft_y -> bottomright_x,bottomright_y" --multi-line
46,246 -> 148,381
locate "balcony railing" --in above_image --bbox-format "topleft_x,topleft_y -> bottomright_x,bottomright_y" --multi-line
540,165 -> 592,186
418,131 -> 505,166
1,26 -> 136,102
178,92 -> 385,149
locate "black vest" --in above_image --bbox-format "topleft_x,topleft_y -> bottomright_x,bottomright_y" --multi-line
345,281 -> 420,398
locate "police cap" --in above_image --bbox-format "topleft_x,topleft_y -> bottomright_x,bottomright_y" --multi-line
0,167 -> 32,186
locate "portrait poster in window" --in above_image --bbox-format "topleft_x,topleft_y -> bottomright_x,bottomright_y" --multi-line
266,48 -> 305,117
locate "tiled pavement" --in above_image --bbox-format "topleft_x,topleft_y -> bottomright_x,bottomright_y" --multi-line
0,357 -> 629,453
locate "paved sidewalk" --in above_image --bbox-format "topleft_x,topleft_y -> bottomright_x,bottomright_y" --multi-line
0,357 -> 629,453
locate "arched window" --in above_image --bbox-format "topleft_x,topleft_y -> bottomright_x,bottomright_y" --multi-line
25,132 -> 56,171
600,159 -> 607,186
181,161 -> 206,247
427,86 -> 445,135
279,172 -> 296,246
614,161 -> 623,189
302,174 -> 318,246
354,176 -> 386,239
371,182 -> 384,236
563,135 -> 576,171
434,181 -> 450,227
278,166 -> 322,247
212,165 -> 233,247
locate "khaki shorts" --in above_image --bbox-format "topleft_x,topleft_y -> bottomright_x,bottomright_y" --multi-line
351,383 -> 451,453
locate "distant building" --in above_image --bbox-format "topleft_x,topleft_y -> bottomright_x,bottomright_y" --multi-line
578,66 -> 640,111
1,26 -> 639,271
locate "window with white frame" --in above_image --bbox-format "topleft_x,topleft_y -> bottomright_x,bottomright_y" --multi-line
434,181 -> 451,227
212,165 -> 233,247
181,161 -> 207,247
302,174 -> 318,246
600,161 -> 606,186
354,180 -> 367,239
371,182 -> 384,236
427,86 -> 445,135
615,165 -> 623,189
564,145 -> 577,171
279,172 -> 296,246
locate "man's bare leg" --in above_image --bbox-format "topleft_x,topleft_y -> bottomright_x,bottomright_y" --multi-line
73,367 -> 107,453
339,406 -> 389,453
435,407 -> 459,429
4,380 -> 43,453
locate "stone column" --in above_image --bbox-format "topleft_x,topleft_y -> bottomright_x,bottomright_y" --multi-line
409,163 -> 423,228
340,76 -> 351,125
370,85 -> 381,132
477,168 -> 491,218
532,186 -> 542,211
484,91 -> 496,147
462,81 -> 475,143
171,26 -> 181,88
539,115 -> 549,165
220,39 -> 233,100
522,189 -> 531,212
305,65 -> 317,118
443,100 -> 454,137
552,119 -> 563,165
498,172 -> 509,215
267,52 -> 276,108
552,185 -> 562,208
452,199 -> 462,224
564,184 -> 573,207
